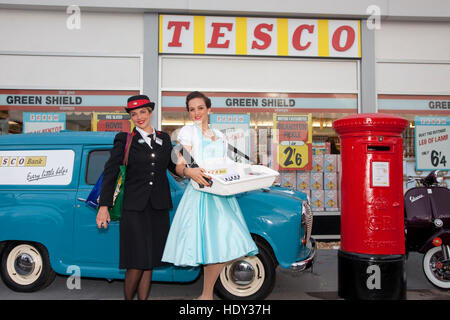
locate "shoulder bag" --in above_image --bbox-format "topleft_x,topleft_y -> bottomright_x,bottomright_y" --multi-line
87,132 -> 133,221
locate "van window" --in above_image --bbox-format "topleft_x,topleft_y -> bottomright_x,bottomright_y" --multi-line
86,150 -> 110,185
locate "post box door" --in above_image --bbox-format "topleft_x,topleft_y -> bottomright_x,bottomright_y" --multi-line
368,140 -> 405,255
341,137 -> 405,255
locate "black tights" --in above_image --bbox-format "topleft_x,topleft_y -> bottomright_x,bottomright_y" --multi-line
124,269 -> 152,300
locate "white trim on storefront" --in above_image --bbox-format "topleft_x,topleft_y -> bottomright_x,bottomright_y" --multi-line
0,51 -> 142,91
159,54 -> 360,94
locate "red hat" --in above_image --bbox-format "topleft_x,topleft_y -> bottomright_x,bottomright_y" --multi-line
125,95 -> 155,113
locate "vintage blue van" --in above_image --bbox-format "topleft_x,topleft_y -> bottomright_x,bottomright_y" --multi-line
0,131 -> 315,299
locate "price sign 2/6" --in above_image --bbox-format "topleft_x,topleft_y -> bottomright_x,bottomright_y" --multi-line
278,144 -> 311,169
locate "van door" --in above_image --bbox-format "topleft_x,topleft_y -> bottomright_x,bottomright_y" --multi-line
0,145 -> 81,275
73,146 -> 120,271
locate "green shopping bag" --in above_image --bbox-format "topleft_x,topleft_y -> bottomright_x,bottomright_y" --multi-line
109,164 -> 127,221
107,133 -> 132,221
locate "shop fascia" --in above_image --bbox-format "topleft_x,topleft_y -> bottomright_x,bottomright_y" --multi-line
160,15 -> 361,58
0,90 -> 134,112
6,95 -> 82,106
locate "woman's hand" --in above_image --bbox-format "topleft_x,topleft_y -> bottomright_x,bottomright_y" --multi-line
96,206 -> 111,229
185,167 -> 212,187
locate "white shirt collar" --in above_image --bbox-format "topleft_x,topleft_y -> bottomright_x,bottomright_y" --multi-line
135,126 -> 155,148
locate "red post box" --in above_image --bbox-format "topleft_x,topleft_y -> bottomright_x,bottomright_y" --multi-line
333,113 -> 408,300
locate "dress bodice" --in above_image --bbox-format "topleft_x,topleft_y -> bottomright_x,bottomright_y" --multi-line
177,124 -> 227,166
196,127 -> 226,162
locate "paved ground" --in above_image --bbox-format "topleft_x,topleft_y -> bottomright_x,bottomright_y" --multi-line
0,248 -> 448,300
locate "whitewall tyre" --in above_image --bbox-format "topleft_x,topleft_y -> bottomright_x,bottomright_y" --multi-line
423,246 -> 450,289
215,243 -> 276,300
0,242 -> 56,292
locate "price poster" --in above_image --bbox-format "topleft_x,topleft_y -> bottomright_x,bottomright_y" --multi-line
273,114 -> 312,170
23,112 -> 66,133
92,112 -> 133,132
415,116 -> 449,171
210,114 -> 250,163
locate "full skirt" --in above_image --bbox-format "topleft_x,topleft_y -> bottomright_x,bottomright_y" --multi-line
162,183 -> 258,266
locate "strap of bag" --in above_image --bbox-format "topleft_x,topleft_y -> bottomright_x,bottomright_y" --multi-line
227,144 -> 250,161
177,143 -> 250,165
177,145 -> 199,168
122,133 -> 133,166
178,145 -> 212,188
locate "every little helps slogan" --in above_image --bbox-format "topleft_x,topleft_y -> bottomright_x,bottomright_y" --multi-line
273,114 -> 312,170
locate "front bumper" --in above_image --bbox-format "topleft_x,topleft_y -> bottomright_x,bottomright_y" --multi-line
290,238 -> 316,272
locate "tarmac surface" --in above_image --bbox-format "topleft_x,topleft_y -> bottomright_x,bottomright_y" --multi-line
0,247 -> 448,300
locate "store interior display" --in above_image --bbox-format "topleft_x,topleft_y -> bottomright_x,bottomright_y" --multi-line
2,106 -> 447,198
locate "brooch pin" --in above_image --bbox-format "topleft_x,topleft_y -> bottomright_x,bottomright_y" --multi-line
138,138 -> 145,144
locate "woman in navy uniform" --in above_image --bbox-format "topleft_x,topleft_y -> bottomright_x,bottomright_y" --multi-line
96,95 -> 184,300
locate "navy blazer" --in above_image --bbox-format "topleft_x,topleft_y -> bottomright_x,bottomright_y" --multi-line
99,128 -> 178,211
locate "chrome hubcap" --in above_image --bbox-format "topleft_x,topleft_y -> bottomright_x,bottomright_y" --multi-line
14,253 -> 35,276
6,244 -> 43,286
219,255 -> 265,297
230,260 -> 255,285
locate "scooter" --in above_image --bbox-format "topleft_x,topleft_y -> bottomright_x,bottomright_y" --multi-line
404,170 -> 450,289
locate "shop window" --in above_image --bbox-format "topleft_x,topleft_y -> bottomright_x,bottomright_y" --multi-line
0,89 -> 138,134
161,91 -> 358,212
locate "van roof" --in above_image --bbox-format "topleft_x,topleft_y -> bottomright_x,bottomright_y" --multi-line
0,131 -> 118,146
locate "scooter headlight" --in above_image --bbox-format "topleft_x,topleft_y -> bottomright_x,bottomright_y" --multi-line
434,218 -> 443,228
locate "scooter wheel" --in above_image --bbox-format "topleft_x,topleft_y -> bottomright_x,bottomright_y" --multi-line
423,246 -> 450,289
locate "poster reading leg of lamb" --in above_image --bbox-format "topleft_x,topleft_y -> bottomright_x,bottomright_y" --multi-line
415,116 -> 449,171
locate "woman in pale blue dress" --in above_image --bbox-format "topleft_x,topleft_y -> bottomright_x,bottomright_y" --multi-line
162,91 -> 258,300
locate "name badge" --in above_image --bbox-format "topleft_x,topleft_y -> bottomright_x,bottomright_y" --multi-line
155,137 -> 163,146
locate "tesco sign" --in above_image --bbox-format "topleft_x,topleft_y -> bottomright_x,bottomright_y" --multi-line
159,15 -> 361,58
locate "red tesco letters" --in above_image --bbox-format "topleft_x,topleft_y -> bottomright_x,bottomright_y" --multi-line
167,21 -> 190,47
207,23 -> 233,48
292,24 -> 314,50
252,23 -> 273,50
165,18 -> 357,53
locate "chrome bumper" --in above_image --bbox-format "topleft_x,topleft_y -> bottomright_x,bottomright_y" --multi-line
290,238 -> 317,272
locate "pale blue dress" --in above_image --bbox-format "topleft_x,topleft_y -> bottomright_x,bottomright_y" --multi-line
162,125 -> 258,266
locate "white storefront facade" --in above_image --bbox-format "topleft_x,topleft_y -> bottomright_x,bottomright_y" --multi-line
1,1 -> 449,238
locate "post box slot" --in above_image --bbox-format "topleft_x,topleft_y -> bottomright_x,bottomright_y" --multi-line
367,145 -> 391,152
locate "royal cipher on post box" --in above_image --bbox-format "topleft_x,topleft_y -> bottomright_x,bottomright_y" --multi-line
333,113 -> 409,300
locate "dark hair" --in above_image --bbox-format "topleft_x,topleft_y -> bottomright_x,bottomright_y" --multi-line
185,91 -> 211,112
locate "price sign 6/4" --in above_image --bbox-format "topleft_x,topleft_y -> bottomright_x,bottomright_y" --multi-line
278,144 -> 311,169
431,150 -> 447,167
415,116 -> 450,171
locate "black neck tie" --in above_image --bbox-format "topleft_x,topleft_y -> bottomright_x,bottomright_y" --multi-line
148,133 -> 154,148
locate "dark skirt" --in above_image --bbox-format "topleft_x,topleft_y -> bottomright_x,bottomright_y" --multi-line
119,200 -> 170,270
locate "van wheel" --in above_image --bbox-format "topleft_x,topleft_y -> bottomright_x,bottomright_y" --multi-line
214,242 -> 276,300
0,242 -> 56,292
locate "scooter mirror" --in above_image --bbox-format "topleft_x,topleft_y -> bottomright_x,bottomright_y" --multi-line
436,170 -> 446,178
